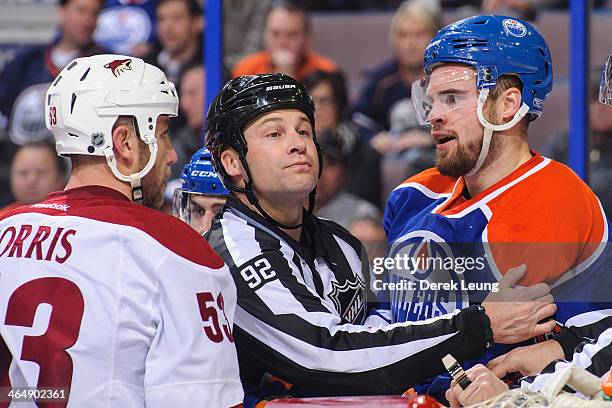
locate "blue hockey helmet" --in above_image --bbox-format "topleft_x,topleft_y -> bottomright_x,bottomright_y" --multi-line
180,147 -> 229,196
423,15 -> 553,118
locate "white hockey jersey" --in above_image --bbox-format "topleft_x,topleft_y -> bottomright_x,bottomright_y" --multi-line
0,186 -> 243,408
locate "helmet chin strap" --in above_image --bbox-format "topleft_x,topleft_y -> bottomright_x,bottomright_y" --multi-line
103,136 -> 158,204
467,88 -> 531,176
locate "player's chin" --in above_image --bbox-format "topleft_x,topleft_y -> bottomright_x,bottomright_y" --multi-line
291,179 -> 317,196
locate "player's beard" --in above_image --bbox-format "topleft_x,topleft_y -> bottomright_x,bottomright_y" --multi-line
436,132 -> 502,178
138,145 -> 166,210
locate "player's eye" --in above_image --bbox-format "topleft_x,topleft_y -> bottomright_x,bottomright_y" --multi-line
444,94 -> 457,105
189,204 -> 205,217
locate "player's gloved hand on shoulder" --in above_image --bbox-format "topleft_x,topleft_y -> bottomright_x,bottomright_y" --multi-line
482,264 -> 557,344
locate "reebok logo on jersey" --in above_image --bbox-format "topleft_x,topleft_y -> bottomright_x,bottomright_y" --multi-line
265,84 -> 296,91
32,203 -> 70,211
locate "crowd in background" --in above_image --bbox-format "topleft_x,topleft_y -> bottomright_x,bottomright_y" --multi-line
0,0 -> 610,239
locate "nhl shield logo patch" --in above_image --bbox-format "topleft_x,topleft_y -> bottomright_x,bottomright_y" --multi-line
329,276 -> 365,324
91,132 -> 105,147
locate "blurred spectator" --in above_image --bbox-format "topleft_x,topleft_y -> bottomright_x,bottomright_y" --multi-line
143,0 -> 202,85
441,0 -> 576,20
481,0 -> 536,21
348,215 -> 387,267
94,0 -> 158,57
172,63 -> 205,178
302,69 -> 382,208
0,142 -> 66,216
223,0 -> 272,73
306,0 -> 402,10
353,0 -> 439,163
0,0 -> 106,147
543,80 -> 612,217
231,0 -> 337,81
314,128 -> 381,229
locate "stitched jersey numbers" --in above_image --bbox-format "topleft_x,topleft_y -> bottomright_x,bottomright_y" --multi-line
240,257 -> 277,290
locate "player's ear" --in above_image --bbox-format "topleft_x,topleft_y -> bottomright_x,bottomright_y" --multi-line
220,149 -> 242,178
500,87 -> 523,123
112,122 -> 139,171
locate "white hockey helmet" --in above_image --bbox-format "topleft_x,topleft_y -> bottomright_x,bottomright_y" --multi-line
45,54 -> 178,200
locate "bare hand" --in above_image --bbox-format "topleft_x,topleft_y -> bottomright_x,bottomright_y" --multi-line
487,339 -> 564,378
482,264 -> 557,344
445,364 -> 508,408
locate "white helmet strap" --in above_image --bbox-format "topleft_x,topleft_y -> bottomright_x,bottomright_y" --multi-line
102,119 -> 159,204
467,88 -> 530,176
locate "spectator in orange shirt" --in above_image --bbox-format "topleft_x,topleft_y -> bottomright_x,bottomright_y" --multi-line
231,0 -> 337,81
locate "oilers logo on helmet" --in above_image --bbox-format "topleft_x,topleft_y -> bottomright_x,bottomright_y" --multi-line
502,18 -> 527,37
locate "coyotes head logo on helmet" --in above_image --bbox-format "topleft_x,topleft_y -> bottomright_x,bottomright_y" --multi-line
104,58 -> 133,77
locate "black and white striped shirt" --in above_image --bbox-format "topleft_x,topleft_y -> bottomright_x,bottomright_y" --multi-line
206,196 -> 491,396
522,309 -> 612,391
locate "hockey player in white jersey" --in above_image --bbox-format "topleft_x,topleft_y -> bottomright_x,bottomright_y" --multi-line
0,55 -> 243,407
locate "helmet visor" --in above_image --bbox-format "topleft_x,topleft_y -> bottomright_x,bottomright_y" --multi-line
172,187 -> 189,223
412,69 -> 479,126
600,54 -> 612,105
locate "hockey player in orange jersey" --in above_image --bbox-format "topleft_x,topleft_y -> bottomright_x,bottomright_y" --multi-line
383,15 -> 610,401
